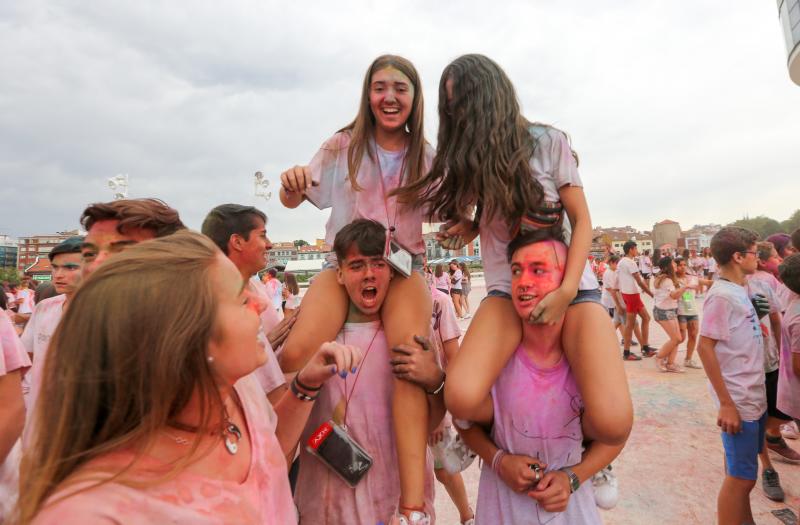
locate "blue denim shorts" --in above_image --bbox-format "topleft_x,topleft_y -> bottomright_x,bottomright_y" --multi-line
485,289 -> 512,301
721,412 -> 767,480
570,288 -> 602,306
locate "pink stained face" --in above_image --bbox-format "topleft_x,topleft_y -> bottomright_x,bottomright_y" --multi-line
238,217 -> 272,276
81,220 -> 157,278
510,241 -> 568,320
369,67 -> 414,135
336,245 -> 393,316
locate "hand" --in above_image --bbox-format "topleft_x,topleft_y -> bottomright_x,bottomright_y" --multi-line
496,454 -> 547,493
717,403 -> 742,434
750,294 -> 770,319
436,218 -> 478,251
267,309 -> 298,349
280,165 -> 313,194
390,335 -> 443,391
529,286 -> 573,325
428,422 -> 445,445
528,470 -> 572,512
297,341 -> 364,388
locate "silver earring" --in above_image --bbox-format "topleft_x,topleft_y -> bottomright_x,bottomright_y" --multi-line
207,355 -> 214,364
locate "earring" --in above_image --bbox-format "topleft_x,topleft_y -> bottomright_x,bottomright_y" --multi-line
207,355 -> 215,364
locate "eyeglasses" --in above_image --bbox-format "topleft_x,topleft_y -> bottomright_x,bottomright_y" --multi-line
738,250 -> 757,257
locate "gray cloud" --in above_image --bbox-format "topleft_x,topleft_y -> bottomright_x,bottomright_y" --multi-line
1,0 -> 798,241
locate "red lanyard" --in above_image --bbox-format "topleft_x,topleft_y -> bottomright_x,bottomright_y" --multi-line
341,324 -> 382,428
373,140 -> 407,237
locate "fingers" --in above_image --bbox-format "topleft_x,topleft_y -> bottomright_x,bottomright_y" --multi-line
280,166 -> 312,193
391,344 -> 414,357
413,334 -> 431,351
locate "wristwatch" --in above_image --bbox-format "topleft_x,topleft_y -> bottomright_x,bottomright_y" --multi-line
558,467 -> 580,493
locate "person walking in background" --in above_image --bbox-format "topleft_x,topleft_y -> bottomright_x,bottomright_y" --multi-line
449,260 -> 466,319
459,262 -> 472,318
675,257 -> 712,370
282,272 -> 301,315
638,249 -> 652,287
618,241 -> 656,360
652,257 -> 690,373
434,264 -> 450,295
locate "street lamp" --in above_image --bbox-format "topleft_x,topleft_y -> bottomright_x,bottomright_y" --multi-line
254,171 -> 272,202
107,174 -> 129,200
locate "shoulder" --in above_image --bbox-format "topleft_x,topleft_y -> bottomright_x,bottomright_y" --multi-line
36,294 -> 67,313
529,124 -> 569,147
320,131 -> 352,151
33,479 -> 132,524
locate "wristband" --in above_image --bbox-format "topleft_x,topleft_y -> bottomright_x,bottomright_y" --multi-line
491,449 -> 506,473
558,467 -> 580,493
290,377 -> 319,401
295,372 -> 322,392
425,372 -> 446,395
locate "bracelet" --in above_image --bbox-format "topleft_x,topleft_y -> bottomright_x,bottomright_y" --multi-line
425,372 -> 446,395
491,449 -> 506,473
290,377 -> 319,402
294,372 -> 322,392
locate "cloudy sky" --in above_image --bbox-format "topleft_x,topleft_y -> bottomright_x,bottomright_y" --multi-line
1,1 -> 798,241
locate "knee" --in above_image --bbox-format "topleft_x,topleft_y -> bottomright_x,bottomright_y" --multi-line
444,383 -> 484,421
434,468 -> 448,484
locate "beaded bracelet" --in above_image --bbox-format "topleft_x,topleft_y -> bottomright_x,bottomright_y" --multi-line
491,449 -> 507,473
294,373 -> 322,392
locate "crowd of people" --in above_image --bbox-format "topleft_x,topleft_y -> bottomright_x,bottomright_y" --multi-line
0,52 -> 797,525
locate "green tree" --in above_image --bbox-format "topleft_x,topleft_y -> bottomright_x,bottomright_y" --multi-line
293,240 -> 309,247
780,209 -> 800,234
728,216 -> 782,239
0,267 -> 20,284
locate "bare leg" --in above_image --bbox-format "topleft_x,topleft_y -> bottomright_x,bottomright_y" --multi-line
563,302 -> 633,445
623,312 -> 636,353
685,320 -> 699,361
451,292 -> 463,318
717,475 -> 755,525
655,319 -> 681,363
638,308 -> 651,346
278,269 -> 348,372
445,296 -> 521,420
434,468 -> 473,523
383,272 -> 432,513
463,289 -> 471,314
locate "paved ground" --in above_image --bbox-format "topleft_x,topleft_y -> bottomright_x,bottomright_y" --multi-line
433,278 -> 800,524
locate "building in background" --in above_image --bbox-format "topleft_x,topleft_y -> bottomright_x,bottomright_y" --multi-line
24,258 -> 53,282
778,0 -> 800,85
652,220 -> 683,252
296,243 -> 332,261
267,242 -> 297,267
0,235 -> 19,269
17,230 -> 80,273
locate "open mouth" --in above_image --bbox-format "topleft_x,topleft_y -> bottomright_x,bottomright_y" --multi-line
362,286 -> 378,301
516,293 -> 537,304
381,107 -> 400,115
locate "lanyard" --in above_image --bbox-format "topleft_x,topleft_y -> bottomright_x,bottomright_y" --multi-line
341,325 -> 382,428
373,140 -> 408,237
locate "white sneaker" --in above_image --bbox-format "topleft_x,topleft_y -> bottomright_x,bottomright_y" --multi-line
781,421 -> 800,440
683,359 -> 702,369
391,511 -> 431,525
592,465 -> 619,510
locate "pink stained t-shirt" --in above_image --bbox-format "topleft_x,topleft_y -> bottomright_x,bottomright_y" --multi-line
31,374 -> 295,525
247,278 -> 286,396
479,125 -> 599,295
294,321 -> 436,524
0,309 -> 31,521
699,279 -> 766,421
475,345 -> 600,524
433,273 -> 450,292
746,272 -> 782,373
304,132 -> 434,255
21,293 -> 66,444
777,293 -> 800,419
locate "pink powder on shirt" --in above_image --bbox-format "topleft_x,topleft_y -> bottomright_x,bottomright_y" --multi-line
31,374 -> 295,525
777,294 -> 800,419
294,321 -> 436,523
304,132 -> 434,255
475,345 -> 600,524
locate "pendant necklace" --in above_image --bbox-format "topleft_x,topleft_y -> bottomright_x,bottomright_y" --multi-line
164,394 -> 243,456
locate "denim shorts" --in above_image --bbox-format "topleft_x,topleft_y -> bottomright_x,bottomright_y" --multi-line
677,314 -> 699,324
721,412 -> 766,480
608,307 -> 626,325
570,288 -> 602,306
653,307 -> 678,321
484,289 -> 512,301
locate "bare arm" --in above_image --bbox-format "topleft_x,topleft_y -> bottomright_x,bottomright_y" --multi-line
278,166 -> 312,209
633,272 -> 653,297
696,336 -> 741,433
0,371 -> 25,463
559,186 -> 592,297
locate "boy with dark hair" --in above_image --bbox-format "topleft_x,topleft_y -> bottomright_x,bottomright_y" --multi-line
697,226 -> 765,525
617,241 -> 655,360
294,219 -> 445,525
200,204 -> 268,256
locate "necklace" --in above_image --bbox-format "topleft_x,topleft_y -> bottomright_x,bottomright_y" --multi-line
164,394 -> 244,456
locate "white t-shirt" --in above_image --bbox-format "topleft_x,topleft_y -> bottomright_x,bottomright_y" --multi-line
601,268 -> 619,309
707,258 -> 718,274
677,274 -> 699,316
433,274 -> 450,291
638,256 -> 652,275
653,278 -> 678,310
246,279 -> 286,397
479,125 -> 598,294
699,279 -> 766,421
16,289 -> 33,315
616,257 -> 641,295
746,271 -> 782,373
450,269 -> 463,291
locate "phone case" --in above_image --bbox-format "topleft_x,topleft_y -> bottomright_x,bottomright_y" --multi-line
306,421 -> 373,487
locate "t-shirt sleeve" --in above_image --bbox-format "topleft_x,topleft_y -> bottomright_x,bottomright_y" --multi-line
304,133 -> 345,210
252,341 -> 286,396
699,295 -> 732,342
549,128 -> 583,191
1,310 -> 30,375
789,316 -> 800,354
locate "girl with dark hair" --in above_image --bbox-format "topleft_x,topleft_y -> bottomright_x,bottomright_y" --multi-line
277,55 -> 435,523
449,260 -> 465,318
396,54 -> 631,448
281,272 -> 301,315
652,257 -> 689,372
459,262 -> 472,316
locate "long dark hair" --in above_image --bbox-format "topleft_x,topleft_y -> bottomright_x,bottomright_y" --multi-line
655,256 -> 679,289
340,55 -> 427,193
394,54 -> 546,225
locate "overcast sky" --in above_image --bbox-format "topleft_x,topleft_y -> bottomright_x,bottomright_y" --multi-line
1,1 -> 798,241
